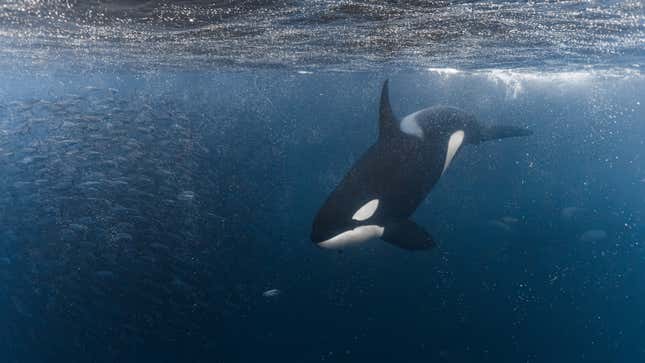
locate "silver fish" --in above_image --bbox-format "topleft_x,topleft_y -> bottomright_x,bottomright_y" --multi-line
262,289 -> 281,298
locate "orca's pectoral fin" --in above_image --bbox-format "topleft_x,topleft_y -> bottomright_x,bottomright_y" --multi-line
480,125 -> 533,142
382,220 -> 436,251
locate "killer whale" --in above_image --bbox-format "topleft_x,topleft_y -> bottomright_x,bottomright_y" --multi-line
310,80 -> 532,250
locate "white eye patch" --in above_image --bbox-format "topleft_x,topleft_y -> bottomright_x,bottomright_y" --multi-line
352,199 -> 379,221
442,130 -> 465,175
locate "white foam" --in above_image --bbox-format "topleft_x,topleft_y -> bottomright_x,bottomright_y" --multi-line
425,67 -> 643,99
484,69 -> 593,98
427,67 -> 462,76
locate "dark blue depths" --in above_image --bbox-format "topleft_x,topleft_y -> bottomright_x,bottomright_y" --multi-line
0,70 -> 644,363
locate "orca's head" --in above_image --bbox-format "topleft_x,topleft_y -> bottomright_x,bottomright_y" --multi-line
311,198 -> 384,250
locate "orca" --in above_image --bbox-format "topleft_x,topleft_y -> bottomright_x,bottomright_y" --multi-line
311,80 -> 532,250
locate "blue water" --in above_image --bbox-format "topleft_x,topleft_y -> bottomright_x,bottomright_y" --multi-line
0,68 -> 642,362
1,1 -> 644,362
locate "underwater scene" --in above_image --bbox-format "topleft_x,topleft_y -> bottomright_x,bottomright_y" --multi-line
0,1 -> 644,362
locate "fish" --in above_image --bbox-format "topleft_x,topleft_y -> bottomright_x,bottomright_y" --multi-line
111,232 -> 134,242
96,270 -> 116,278
178,190 -> 196,201
262,289 -> 281,298
500,216 -> 519,224
561,206 -> 584,219
579,229 -> 608,242
0,88 -> 232,351
488,220 -> 512,232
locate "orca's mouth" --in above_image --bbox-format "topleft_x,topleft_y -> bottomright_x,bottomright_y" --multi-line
311,222 -> 359,244
310,227 -> 329,244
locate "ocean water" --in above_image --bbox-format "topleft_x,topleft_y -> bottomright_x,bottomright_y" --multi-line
0,1 -> 644,362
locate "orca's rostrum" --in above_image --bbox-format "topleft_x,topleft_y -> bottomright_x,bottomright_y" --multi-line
311,80 -> 532,250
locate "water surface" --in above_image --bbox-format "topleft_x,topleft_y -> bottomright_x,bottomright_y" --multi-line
0,1 -> 644,362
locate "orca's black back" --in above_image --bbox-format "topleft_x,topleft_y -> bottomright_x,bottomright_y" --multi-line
312,133 -> 448,236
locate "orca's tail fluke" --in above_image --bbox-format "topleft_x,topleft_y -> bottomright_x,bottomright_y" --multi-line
480,125 -> 533,142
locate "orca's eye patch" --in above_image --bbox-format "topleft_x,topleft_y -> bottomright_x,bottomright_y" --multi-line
352,199 -> 379,221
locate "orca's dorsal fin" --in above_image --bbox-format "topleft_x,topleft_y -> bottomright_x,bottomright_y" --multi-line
379,79 -> 398,140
